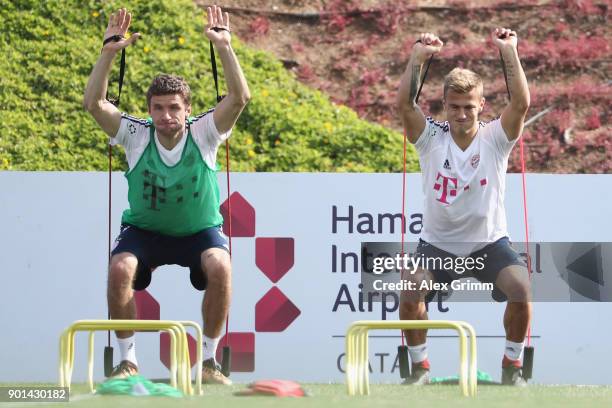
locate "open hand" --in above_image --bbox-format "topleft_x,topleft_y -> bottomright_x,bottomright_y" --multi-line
102,8 -> 140,52
205,5 -> 231,47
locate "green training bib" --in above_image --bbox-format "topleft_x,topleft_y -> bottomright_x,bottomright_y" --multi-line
121,119 -> 223,236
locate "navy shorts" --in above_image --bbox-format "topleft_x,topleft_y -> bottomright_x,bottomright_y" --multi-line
416,237 -> 526,302
111,224 -> 229,291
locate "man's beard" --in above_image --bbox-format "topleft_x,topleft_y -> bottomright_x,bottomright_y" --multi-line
157,123 -> 183,138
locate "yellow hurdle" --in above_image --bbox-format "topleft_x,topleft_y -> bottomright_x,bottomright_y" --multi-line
345,320 -> 477,397
58,319 -> 204,396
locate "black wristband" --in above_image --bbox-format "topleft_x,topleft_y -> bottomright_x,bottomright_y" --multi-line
103,35 -> 124,46
212,27 -> 230,33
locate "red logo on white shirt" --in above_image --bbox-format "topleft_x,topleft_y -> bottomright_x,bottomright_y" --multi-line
433,172 -> 458,204
471,154 -> 480,168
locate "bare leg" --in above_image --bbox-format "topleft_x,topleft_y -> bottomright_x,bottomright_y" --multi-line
497,265 -> 532,385
201,248 -> 232,339
496,265 -> 532,342
504,302 -> 532,342
400,301 -> 429,345
399,268 -> 434,345
107,252 -> 138,339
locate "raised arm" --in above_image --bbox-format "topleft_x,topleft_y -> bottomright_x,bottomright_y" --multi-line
83,8 -> 140,137
397,33 -> 443,143
205,6 -> 251,135
494,28 -> 530,141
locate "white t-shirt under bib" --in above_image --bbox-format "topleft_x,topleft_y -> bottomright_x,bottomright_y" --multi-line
110,109 -> 231,170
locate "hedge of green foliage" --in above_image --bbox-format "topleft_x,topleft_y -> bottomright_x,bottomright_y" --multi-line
0,0 -> 418,172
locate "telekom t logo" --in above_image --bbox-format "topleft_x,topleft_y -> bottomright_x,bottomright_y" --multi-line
433,172 -> 457,204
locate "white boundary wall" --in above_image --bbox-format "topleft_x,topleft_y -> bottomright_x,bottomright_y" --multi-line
1,172 -> 610,384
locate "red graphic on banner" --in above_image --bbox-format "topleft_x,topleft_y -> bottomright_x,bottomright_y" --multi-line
160,332 -> 198,368
134,290 -> 160,321
255,287 -> 301,332
216,332 -> 256,372
256,238 -> 295,283
220,192 -> 256,237
145,192 -> 299,373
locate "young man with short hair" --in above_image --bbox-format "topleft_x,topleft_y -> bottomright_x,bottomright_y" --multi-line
397,29 -> 531,386
83,5 -> 250,385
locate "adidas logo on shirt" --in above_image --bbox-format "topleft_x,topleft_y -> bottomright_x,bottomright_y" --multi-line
443,159 -> 451,170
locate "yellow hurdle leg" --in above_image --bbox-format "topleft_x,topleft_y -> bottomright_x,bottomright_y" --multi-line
174,324 -> 189,396
171,323 -> 187,395
63,329 -> 72,391
59,320 -> 215,396
345,324 -> 368,396
58,329 -> 69,388
455,325 -> 468,397
345,320 -> 478,398
459,322 -> 478,397
356,326 -> 368,396
345,331 -> 352,395
351,326 -> 360,395
67,329 -> 77,389
348,325 -> 364,396
167,328 -> 178,390
58,331 -> 64,388
87,331 -> 95,393
176,324 -> 191,396
180,321 -> 203,396
346,326 -> 358,395
362,327 -> 371,396
355,326 -> 365,396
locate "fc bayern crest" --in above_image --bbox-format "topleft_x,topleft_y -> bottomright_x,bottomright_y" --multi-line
471,154 -> 480,168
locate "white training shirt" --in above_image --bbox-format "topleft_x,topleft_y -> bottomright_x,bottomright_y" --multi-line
110,110 -> 231,170
414,117 -> 517,255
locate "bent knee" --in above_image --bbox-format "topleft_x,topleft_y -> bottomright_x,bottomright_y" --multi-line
201,250 -> 231,283
109,253 -> 138,288
502,280 -> 531,302
400,299 -> 426,316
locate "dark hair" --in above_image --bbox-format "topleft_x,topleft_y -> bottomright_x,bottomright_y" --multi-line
146,74 -> 191,107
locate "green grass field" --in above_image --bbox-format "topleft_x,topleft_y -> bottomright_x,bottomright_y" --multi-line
3,383 -> 612,408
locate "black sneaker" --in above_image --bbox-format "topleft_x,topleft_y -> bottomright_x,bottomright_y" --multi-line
202,358 -> 232,385
109,360 -> 138,378
501,365 -> 528,386
402,364 -> 430,385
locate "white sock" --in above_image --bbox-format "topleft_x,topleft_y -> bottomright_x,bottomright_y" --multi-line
407,343 -> 428,363
117,335 -> 138,366
202,335 -> 220,362
504,339 -> 524,361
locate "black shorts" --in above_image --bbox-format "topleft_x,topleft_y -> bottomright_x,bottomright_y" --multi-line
416,237 -> 526,302
111,224 -> 229,291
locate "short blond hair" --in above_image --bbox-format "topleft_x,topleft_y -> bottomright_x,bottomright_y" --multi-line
444,68 -> 483,98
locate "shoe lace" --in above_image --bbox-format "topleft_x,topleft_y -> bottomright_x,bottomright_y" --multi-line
113,361 -> 135,375
203,360 -> 223,374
